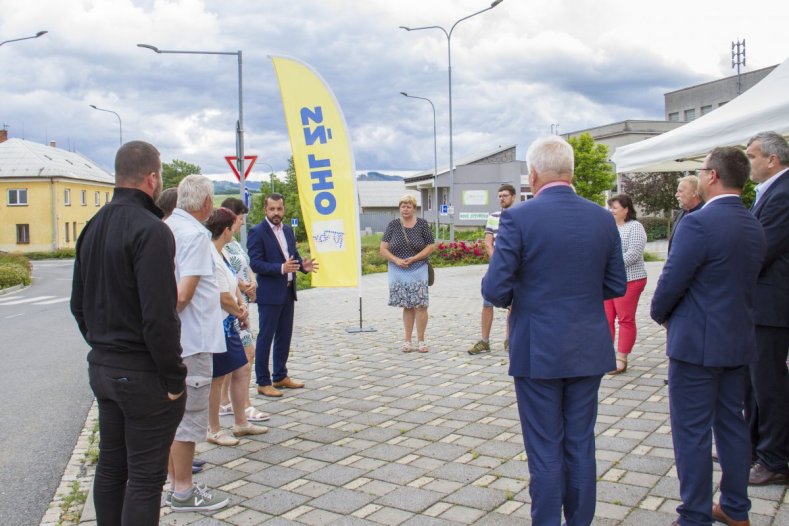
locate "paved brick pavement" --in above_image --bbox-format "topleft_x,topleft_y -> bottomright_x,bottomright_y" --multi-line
53,260 -> 788,525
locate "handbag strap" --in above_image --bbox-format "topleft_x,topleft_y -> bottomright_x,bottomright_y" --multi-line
399,219 -> 421,257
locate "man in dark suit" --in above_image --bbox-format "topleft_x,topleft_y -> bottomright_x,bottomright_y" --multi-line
744,131 -> 789,486
248,193 -> 318,397
651,147 -> 766,526
668,175 -> 704,255
482,136 -> 626,525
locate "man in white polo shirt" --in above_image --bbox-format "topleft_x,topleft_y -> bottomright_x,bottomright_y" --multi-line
165,174 -> 228,512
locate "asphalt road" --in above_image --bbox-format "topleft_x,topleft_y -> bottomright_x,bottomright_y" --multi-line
0,260 -> 93,526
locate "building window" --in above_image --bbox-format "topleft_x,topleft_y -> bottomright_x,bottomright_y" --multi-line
65,224 -> 70,243
441,188 -> 448,206
81,190 -> 87,206
73,222 -> 77,240
95,191 -> 100,206
684,109 -> 696,121
668,112 -> 679,122
427,190 -> 433,211
7,188 -> 28,206
16,224 -> 30,244
64,188 -> 71,206
700,105 -> 712,116
105,192 -> 110,203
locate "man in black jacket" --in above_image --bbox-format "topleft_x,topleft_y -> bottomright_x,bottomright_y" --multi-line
71,140 -> 186,525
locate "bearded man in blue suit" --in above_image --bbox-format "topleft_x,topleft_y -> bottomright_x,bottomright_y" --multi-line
248,193 -> 318,398
651,147 -> 766,526
482,135 -> 626,525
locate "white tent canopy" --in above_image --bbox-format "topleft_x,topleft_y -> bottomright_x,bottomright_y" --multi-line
611,57 -> 789,173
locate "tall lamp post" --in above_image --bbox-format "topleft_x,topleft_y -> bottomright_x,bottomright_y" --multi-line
400,92 -> 439,240
137,43 -> 248,245
0,30 -> 47,47
89,105 -> 123,147
401,0 -> 503,242
258,162 -> 276,194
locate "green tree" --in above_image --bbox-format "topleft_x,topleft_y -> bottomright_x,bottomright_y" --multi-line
247,157 -> 307,241
624,172 -> 680,217
741,178 -> 756,209
162,159 -> 201,189
568,133 -> 616,205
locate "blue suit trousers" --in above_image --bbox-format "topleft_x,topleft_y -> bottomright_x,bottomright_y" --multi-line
669,359 -> 751,525
514,375 -> 602,526
255,297 -> 295,386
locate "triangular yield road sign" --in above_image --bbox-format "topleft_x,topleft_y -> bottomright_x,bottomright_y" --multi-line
225,155 -> 258,181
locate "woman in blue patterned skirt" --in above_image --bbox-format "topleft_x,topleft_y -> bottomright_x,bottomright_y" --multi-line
380,195 -> 436,353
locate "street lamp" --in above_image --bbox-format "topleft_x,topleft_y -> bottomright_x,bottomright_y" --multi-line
400,92 -> 439,240
0,30 -> 47,47
401,0 -> 503,242
89,105 -> 123,147
257,162 -> 276,193
137,43 -> 248,245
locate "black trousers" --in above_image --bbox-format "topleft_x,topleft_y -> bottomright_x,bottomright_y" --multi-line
748,326 -> 789,472
88,363 -> 185,526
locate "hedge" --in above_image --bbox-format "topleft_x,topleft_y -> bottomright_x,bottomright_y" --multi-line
639,217 -> 671,241
0,253 -> 32,289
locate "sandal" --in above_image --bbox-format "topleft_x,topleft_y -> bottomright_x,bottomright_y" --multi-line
417,341 -> 429,353
245,406 -> 270,422
401,341 -> 414,353
608,358 -> 627,375
218,403 -> 233,416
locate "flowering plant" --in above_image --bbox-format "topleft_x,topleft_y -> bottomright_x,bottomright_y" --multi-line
432,240 -> 488,266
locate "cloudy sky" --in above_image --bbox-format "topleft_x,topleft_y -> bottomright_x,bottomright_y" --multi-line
2,0 -> 787,181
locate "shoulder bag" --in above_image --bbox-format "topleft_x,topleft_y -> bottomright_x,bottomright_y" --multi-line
400,219 -> 434,286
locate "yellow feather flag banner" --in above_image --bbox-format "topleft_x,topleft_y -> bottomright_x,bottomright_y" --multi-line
270,55 -> 360,288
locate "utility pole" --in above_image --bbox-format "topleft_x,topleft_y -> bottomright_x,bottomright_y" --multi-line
732,39 -> 746,95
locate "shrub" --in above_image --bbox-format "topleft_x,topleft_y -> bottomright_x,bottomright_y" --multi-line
431,240 -> 489,267
25,248 -> 76,260
639,217 -> 670,241
0,262 -> 31,288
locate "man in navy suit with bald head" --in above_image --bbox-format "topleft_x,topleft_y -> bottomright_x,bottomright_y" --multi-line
652,146 -> 766,526
483,135 -> 626,525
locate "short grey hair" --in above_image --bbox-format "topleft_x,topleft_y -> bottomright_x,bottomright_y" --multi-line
678,175 -> 699,192
747,131 -> 789,165
527,136 -> 574,179
176,174 -> 214,212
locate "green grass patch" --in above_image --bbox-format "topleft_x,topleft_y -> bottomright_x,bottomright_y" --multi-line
644,251 -> 664,262
24,248 -> 75,260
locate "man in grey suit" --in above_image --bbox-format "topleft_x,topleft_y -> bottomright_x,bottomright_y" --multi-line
482,135 -> 626,525
652,147 -> 766,526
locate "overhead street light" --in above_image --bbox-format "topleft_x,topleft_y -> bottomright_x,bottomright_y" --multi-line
400,91 -> 439,240
137,43 -> 248,244
257,162 -> 276,193
0,30 -> 47,47
89,105 -> 123,147
400,0 -> 504,242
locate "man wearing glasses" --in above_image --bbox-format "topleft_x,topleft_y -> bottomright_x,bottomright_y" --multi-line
652,147 -> 766,526
469,184 -> 517,355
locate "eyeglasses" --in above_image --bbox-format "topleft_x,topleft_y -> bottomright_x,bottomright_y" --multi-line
692,167 -> 714,176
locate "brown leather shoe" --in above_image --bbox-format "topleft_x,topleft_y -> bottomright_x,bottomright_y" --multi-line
748,462 -> 789,485
257,385 -> 282,397
273,377 -> 305,389
712,503 -> 750,526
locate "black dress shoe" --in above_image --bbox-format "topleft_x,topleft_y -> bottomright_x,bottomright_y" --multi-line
192,458 -> 207,468
191,464 -> 203,474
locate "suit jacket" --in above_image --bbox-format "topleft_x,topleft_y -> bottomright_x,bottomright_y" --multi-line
481,186 -> 627,379
751,170 -> 789,328
651,196 -> 766,366
668,201 -> 703,254
247,220 -> 303,305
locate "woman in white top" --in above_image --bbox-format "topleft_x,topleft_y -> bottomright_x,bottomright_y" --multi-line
205,208 -> 268,446
605,194 -> 648,375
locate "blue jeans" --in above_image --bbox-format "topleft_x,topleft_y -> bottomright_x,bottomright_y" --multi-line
89,363 -> 185,525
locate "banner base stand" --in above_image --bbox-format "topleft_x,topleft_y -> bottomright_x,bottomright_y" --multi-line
345,326 -> 377,333
345,297 -> 377,334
